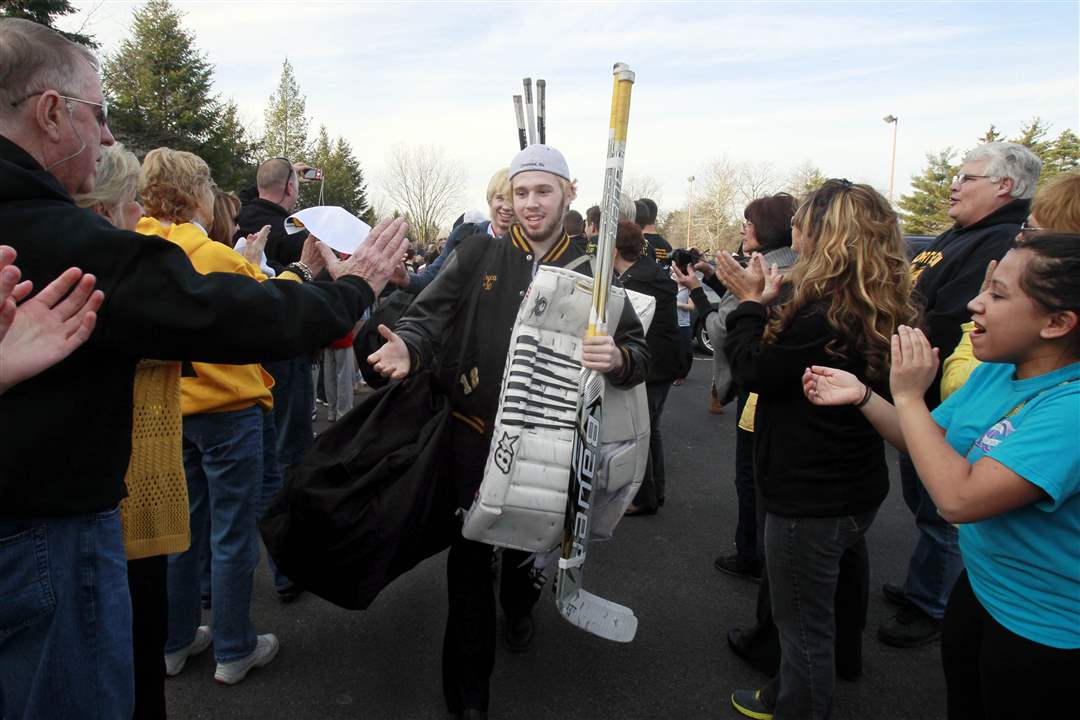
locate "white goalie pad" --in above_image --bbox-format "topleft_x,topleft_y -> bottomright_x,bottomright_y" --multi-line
461,266 -> 654,552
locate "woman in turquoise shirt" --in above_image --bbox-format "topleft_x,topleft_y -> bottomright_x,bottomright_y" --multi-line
803,232 -> 1079,720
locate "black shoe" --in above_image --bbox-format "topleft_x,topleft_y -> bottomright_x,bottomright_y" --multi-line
878,604 -> 941,647
882,582 -> 910,608
503,614 -> 535,652
200,592 -> 211,610
455,710 -> 488,720
726,628 -> 779,676
276,582 -> 304,604
714,553 -> 762,583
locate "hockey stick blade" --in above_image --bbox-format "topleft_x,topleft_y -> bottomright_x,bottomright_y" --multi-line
558,589 -> 638,643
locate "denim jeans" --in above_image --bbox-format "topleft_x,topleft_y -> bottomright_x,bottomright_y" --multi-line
732,392 -> 758,565
167,406 -> 262,664
0,508 -> 134,719
761,508 -> 878,720
899,453 -> 963,618
256,408 -> 291,592
264,356 -> 314,467
632,380 -> 672,510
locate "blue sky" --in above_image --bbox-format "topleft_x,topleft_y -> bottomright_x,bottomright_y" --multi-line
60,1 -> 1079,225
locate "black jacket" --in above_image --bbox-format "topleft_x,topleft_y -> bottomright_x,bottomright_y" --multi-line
0,135 -> 374,518
235,197 -> 307,273
395,224 -> 650,442
643,232 -> 673,269
910,199 -> 1028,407
618,256 -> 684,383
725,300 -> 888,518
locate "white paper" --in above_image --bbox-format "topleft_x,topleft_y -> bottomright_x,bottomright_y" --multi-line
284,206 -> 370,255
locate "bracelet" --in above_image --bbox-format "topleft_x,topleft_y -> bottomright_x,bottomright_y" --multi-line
284,261 -> 312,283
855,382 -> 873,408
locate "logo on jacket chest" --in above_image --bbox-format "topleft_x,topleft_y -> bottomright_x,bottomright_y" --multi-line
483,274 -> 498,291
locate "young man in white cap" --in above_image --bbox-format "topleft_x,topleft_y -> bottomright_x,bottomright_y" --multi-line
368,144 -> 650,720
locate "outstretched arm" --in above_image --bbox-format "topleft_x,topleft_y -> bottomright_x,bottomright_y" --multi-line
802,365 -> 908,451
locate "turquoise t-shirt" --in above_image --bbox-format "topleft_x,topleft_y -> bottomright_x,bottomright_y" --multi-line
932,360 -> 1080,649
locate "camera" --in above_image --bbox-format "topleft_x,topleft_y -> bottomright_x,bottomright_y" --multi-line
671,247 -> 702,274
301,168 -> 323,181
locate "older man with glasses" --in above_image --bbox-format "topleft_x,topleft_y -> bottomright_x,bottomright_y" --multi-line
0,18 -> 408,718
881,141 -> 1043,649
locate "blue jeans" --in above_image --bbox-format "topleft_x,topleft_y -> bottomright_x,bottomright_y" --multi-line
762,509 -> 878,720
0,508 -> 134,719
264,356 -> 314,467
167,406 -> 262,664
899,453 -> 963,618
256,409 -> 291,592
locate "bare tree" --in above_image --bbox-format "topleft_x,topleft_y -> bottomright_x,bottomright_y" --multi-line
622,174 -> 664,207
380,144 -> 467,247
736,161 -> 779,206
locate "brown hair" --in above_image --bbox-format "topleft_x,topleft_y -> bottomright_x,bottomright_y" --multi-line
615,220 -> 644,262
744,193 -> 797,252
140,148 -> 213,224
769,180 -> 919,383
209,190 -> 241,247
1031,173 -> 1080,233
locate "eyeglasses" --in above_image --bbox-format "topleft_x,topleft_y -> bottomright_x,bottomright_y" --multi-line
951,173 -> 995,186
1019,221 -> 1043,235
10,91 -> 108,126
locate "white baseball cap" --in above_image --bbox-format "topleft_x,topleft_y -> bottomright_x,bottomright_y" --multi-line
509,144 -> 571,182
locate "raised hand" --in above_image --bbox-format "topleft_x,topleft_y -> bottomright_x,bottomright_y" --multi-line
366,324 -> 411,380
299,234 -> 327,277
670,261 -> 700,290
754,254 -> 784,305
693,255 -> 715,279
714,251 -> 781,303
318,217 -> 411,296
979,259 -> 997,296
0,261 -> 105,394
241,225 -> 271,267
803,365 -> 864,406
890,325 -> 940,403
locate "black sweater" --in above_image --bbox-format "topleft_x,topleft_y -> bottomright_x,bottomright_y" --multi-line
618,256 -> 684,383
0,135 -> 374,518
724,300 -> 888,518
910,199 -> 1028,408
234,197 -> 307,273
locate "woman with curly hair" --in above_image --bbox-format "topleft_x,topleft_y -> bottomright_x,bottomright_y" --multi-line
717,179 -> 918,719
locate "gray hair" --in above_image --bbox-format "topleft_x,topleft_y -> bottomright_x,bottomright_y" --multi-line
0,18 -> 99,113
618,191 -> 636,222
964,142 -> 1043,200
74,144 -> 140,214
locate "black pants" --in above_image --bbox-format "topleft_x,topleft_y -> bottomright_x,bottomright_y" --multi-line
128,555 -> 168,720
442,536 -> 542,713
732,392 -> 758,565
633,380 -> 672,510
942,571 -> 1079,720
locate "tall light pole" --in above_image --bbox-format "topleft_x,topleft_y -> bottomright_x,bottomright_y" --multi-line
883,114 -> 898,202
686,175 -> 695,248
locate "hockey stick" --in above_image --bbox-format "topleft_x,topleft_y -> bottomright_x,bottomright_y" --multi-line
536,79 -> 546,144
513,94 -> 527,150
554,62 -> 636,643
523,77 -> 537,146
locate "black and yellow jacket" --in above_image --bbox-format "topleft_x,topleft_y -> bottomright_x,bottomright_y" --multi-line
395,223 -> 650,440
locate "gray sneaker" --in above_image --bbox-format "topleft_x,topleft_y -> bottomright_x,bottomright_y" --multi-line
164,625 -> 212,676
214,634 -> 280,685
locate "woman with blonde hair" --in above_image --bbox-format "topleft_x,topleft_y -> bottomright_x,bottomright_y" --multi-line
137,147 -> 296,686
716,179 -> 918,719
75,143 -> 185,719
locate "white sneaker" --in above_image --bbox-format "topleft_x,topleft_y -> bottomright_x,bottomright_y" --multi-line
214,633 -> 280,685
164,625 -> 212,676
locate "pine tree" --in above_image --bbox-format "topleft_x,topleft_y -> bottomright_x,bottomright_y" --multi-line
102,0 -> 254,189
1013,117 -> 1052,157
1,0 -> 96,47
1043,128 -> 1080,179
978,124 -> 1002,143
898,149 -> 957,235
263,59 -> 310,161
297,126 -> 372,220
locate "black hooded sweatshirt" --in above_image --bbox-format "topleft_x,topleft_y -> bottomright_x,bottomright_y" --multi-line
0,135 -> 373,518
910,198 -> 1029,408
234,197 -> 308,273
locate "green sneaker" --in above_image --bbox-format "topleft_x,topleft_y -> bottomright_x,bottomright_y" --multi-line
731,688 -> 773,720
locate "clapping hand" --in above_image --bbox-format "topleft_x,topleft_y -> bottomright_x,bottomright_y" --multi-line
890,325 -> 939,403
803,366 -> 865,406
670,261 -> 701,290
714,252 -> 783,304
241,225 -> 270,267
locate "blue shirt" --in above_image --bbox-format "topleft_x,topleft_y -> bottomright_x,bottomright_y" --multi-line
932,360 -> 1080,648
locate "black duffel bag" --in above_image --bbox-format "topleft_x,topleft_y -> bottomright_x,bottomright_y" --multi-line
259,369 -> 457,610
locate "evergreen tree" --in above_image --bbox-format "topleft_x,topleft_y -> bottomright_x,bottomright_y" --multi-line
1013,117 -> 1052,157
898,148 -> 957,235
102,1 -> 255,189
1,0 -> 95,47
1044,128 -> 1080,179
263,59 -> 310,161
978,124 -> 1003,143
297,126 -> 372,220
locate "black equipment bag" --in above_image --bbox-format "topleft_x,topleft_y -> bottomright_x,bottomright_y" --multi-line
260,370 -> 457,609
